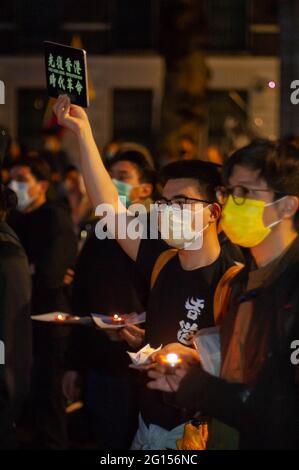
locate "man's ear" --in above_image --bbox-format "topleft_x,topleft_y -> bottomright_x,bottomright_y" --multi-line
209,203 -> 221,221
282,196 -> 299,219
139,183 -> 153,199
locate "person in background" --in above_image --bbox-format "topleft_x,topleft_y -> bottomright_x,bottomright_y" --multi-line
43,128 -> 71,183
8,157 -> 77,449
63,150 -> 156,449
0,184 -> 32,449
178,135 -> 198,160
205,145 -> 224,166
63,165 -> 93,233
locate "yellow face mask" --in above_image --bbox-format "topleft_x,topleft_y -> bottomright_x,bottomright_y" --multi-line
221,195 -> 283,248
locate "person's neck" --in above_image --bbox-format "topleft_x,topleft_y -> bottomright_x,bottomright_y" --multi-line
250,224 -> 298,268
178,228 -> 221,270
24,196 -> 46,213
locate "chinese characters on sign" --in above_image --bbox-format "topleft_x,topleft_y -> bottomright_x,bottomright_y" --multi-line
48,54 -> 84,95
44,41 -> 89,107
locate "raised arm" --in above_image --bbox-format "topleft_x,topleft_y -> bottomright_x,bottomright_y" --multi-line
53,95 -> 140,260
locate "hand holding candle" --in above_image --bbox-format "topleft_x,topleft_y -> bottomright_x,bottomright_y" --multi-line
146,362 -> 188,393
146,343 -> 200,392
151,343 -> 200,366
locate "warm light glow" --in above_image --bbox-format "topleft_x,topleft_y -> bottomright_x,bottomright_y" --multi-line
268,80 -> 276,89
55,314 -> 66,321
160,353 -> 183,367
112,314 -> 124,324
166,353 -> 180,366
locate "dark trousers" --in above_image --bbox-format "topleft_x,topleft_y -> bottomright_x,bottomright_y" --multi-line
85,370 -> 139,450
31,323 -> 69,449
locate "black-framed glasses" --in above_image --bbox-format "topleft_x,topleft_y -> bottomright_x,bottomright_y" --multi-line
216,185 -> 286,206
154,196 -> 214,211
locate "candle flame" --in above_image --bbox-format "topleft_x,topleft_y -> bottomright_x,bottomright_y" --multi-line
159,353 -> 182,366
56,314 -> 66,321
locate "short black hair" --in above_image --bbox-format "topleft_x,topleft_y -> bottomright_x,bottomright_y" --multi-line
159,160 -> 222,202
107,150 -> 156,187
223,140 -> 299,197
223,140 -> 299,230
11,157 -> 51,182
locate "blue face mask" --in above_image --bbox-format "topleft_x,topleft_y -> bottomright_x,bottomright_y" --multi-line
112,178 -> 133,207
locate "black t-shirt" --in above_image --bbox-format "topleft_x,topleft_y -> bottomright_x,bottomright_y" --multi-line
136,237 -> 235,430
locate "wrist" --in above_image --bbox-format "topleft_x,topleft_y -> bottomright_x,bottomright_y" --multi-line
76,122 -> 93,141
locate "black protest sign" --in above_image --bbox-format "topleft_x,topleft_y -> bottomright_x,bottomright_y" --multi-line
44,41 -> 89,107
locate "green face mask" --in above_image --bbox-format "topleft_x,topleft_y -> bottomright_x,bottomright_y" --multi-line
112,178 -> 133,207
221,195 -> 284,248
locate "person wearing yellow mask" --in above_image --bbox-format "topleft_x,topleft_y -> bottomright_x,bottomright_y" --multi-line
147,140 -> 299,450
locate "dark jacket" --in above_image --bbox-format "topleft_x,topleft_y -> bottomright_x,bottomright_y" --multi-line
174,236 -> 299,449
8,203 -> 77,314
0,222 -> 32,448
67,230 -> 148,375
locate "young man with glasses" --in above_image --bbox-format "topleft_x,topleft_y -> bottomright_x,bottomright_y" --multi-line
147,140 -> 299,449
53,96 -> 242,449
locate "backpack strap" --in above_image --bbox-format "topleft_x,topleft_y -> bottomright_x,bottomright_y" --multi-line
150,248 -> 178,289
213,263 -> 244,325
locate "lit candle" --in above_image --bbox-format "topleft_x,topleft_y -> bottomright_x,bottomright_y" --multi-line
55,313 -> 67,322
112,314 -> 125,325
166,353 -> 182,368
159,353 -> 182,374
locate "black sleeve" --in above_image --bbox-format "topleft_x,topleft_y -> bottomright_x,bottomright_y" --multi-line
174,352 -> 299,448
136,238 -> 169,284
35,207 -> 77,289
0,243 -> 31,447
174,365 -> 248,430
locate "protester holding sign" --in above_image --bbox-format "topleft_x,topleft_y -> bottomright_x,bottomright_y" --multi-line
52,95 -> 244,450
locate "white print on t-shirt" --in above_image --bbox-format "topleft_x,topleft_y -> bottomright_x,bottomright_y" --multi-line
177,297 -> 205,345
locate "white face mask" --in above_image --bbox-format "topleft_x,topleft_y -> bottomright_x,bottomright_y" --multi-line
158,205 -> 210,250
9,181 -> 34,212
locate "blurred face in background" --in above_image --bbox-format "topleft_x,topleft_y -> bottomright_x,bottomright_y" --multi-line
178,138 -> 198,160
64,169 -> 86,195
10,165 -> 48,212
110,160 -> 152,203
